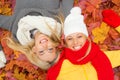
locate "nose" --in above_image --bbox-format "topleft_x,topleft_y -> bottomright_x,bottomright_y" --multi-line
73,38 -> 78,45
41,42 -> 48,49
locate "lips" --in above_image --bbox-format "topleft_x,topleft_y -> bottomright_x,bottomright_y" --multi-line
40,38 -> 48,43
73,46 -> 81,50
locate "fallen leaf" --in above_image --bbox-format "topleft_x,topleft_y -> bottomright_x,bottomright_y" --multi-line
108,28 -> 120,40
92,22 -> 110,44
13,67 -> 27,80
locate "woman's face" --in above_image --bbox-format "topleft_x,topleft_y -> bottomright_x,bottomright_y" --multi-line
32,32 -> 57,63
65,32 -> 87,51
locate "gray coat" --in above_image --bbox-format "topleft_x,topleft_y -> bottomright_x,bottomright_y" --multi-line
0,0 -> 73,36
0,0 -> 73,50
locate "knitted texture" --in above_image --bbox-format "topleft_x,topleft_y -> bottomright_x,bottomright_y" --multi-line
47,41 -> 114,80
102,9 -> 120,28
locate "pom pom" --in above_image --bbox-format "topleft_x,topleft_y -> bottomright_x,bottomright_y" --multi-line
70,7 -> 81,14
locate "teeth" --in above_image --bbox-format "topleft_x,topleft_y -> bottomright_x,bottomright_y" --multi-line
40,39 -> 48,43
73,46 -> 81,50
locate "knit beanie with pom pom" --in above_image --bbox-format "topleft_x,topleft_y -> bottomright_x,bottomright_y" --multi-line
64,7 -> 88,38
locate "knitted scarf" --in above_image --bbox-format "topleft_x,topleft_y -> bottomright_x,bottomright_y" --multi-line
47,40 -> 114,80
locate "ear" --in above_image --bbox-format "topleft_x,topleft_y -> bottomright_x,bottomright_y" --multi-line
32,46 -> 36,53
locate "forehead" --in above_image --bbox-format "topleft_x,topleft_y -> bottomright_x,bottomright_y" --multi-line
67,32 -> 84,37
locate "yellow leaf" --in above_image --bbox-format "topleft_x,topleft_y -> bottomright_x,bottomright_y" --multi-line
13,67 -> 27,80
0,72 -> 5,80
92,22 -> 110,44
14,50 -> 21,59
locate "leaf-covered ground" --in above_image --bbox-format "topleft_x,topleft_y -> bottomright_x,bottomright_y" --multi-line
0,0 -> 15,15
0,0 -> 120,80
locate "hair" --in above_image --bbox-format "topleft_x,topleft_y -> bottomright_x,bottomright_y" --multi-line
5,36 -> 51,70
5,16 -> 64,70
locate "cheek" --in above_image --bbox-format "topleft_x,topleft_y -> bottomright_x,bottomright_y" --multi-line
37,54 -> 49,61
80,39 -> 86,44
66,41 -> 73,48
38,52 -> 56,62
78,37 -> 86,42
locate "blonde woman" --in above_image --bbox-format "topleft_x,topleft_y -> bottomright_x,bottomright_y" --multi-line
47,7 -> 120,80
7,15 -> 63,70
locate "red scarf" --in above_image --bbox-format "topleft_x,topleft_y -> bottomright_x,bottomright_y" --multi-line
47,41 -> 114,80
46,50 -> 65,80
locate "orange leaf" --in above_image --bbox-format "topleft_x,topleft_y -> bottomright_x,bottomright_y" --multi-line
5,60 -> 15,71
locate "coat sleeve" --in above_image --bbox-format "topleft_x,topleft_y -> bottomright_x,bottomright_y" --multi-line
60,0 -> 74,18
91,49 -> 114,80
104,50 -> 120,68
0,15 -> 13,31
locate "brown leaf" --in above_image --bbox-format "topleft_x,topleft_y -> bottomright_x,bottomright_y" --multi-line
108,28 -> 120,40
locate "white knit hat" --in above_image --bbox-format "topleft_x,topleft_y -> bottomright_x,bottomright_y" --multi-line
64,7 -> 88,38
17,15 -> 61,45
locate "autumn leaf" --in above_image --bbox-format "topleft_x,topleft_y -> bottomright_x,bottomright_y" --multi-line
112,0 -> 120,6
26,74 -> 34,80
0,0 -> 15,15
92,22 -> 110,44
108,28 -> 120,40
13,51 -> 21,59
0,72 -> 5,80
5,60 -> 15,71
74,0 -> 79,6
13,67 -> 27,80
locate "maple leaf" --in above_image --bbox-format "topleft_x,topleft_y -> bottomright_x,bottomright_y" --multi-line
112,0 -> 120,6
0,72 -> 5,80
108,28 -> 120,40
5,71 -> 13,78
26,74 -> 35,80
14,60 -> 39,74
99,0 -> 116,9
13,51 -> 21,59
0,0 -> 15,15
13,67 -> 27,80
5,60 -> 15,71
92,22 -> 110,44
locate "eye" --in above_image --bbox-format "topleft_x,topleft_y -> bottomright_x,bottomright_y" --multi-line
77,35 -> 82,38
39,50 -> 44,55
67,37 -> 73,41
48,48 -> 54,53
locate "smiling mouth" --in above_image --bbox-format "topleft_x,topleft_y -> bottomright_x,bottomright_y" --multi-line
73,46 -> 81,50
40,38 -> 48,43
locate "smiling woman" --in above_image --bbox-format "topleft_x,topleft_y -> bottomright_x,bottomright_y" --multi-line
62,7 -> 114,80
32,31 -> 58,65
6,15 -> 63,70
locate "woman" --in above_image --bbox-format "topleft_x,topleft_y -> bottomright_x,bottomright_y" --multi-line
63,7 -> 114,80
0,0 -> 73,56
6,14 -> 63,70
